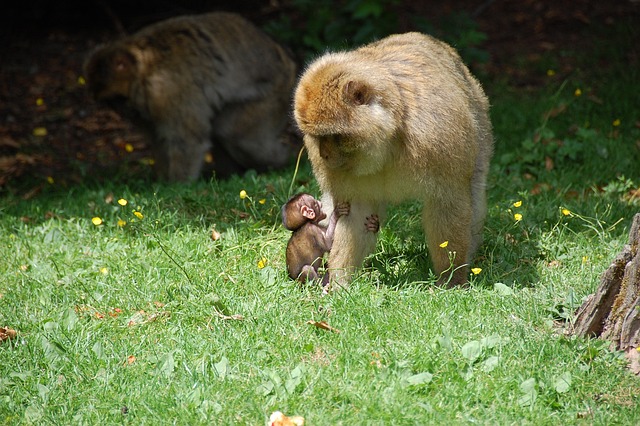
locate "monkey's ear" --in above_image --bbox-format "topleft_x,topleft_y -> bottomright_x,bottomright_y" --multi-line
301,205 -> 316,220
343,80 -> 372,105
111,49 -> 136,74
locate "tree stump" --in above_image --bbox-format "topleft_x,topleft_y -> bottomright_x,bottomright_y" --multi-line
571,213 -> 640,373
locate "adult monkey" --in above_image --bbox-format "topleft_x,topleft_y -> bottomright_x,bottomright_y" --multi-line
293,32 -> 494,289
85,12 -> 296,181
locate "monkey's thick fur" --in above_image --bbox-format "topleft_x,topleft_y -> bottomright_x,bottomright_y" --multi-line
85,12 -> 296,181
294,32 -> 494,288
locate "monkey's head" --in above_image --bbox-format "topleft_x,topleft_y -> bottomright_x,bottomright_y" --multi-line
84,45 -> 139,107
294,54 -> 399,175
282,193 -> 326,230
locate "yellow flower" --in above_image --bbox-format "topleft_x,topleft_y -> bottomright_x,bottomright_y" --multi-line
259,198 -> 266,205
574,88 -> 582,97
513,200 -> 522,208
612,118 -> 621,127
100,267 -> 108,275
125,143 -> 134,153
77,76 -> 86,85
118,198 -> 128,206
561,208 -> 571,216
46,176 -> 54,184
546,69 -> 556,76
36,98 -> 44,106
33,127 -> 47,137
92,217 -> 103,226
582,256 -> 588,264
239,190 -> 247,199
471,267 -> 482,275
514,213 -> 523,222
439,241 -> 449,248
257,258 -> 267,269
133,211 -> 143,219
117,219 -> 127,227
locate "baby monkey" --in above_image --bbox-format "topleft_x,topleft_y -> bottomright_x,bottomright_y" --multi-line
282,193 -> 379,285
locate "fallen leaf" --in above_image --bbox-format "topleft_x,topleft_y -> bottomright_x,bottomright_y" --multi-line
212,307 -> 244,321
269,411 -> 305,426
231,208 -> 250,219
545,156 -> 554,171
543,103 -> 567,119
0,136 -> 20,149
0,327 -> 17,342
307,320 -> 340,333
576,407 -> 593,419
126,355 -> 136,365
211,228 -> 221,241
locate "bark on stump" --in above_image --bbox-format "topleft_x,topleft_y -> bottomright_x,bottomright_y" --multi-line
571,213 -> 640,373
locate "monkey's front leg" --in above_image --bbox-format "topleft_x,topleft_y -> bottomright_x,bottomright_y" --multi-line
326,202 -> 383,290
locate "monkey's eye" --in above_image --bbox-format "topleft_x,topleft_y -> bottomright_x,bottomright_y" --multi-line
325,134 -> 342,144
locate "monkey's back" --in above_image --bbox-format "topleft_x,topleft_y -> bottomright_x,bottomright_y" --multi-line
126,13 -> 296,103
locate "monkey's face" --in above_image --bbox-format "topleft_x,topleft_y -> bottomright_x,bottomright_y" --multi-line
85,46 -> 137,104
306,131 -> 396,176
315,134 -> 350,170
294,60 -> 398,176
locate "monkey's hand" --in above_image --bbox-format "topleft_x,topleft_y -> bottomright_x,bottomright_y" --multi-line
335,202 -> 351,217
365,214 -> 380,233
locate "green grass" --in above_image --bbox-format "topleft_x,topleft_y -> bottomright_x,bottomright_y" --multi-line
2,21 -> 640,426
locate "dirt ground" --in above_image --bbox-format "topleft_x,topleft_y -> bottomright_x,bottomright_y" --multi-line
1,0 -> 638,195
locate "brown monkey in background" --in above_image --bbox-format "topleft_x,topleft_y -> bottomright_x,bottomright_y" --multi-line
282,193 -> 379,285
294,32 -> 494,289
84,12 -> 297,181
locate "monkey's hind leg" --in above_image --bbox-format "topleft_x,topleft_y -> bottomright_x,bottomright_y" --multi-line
297,265 -> 320,283
423,191 -> 473,288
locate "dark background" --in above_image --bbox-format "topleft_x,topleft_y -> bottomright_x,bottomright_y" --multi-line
1,0 -> 638,192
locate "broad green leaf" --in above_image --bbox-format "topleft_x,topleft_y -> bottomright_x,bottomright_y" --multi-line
436,333 -> 453,351
482,356 -> 500,372
404,372 -> 433,387
37,384 -> 49,401
554,372 -> 572,393
518,378 -> 537,407
156,352 -> 175,378
285,365 -> 304,395
461,340 -> 483,363
520,377 -> 536,392
62,308 -> 78,331
24,405 -> 44,423
214,356 -> 229,380
92,341 -> 106,360
494,282 -> 514,296
256,381 -> 274,397
480,335 -> 502,349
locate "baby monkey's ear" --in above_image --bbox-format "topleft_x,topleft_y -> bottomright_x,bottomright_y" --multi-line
343,80 -> 372,106
301,205 -> 316,220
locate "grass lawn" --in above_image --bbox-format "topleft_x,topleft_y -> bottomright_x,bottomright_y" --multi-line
2,15 -> 640,426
